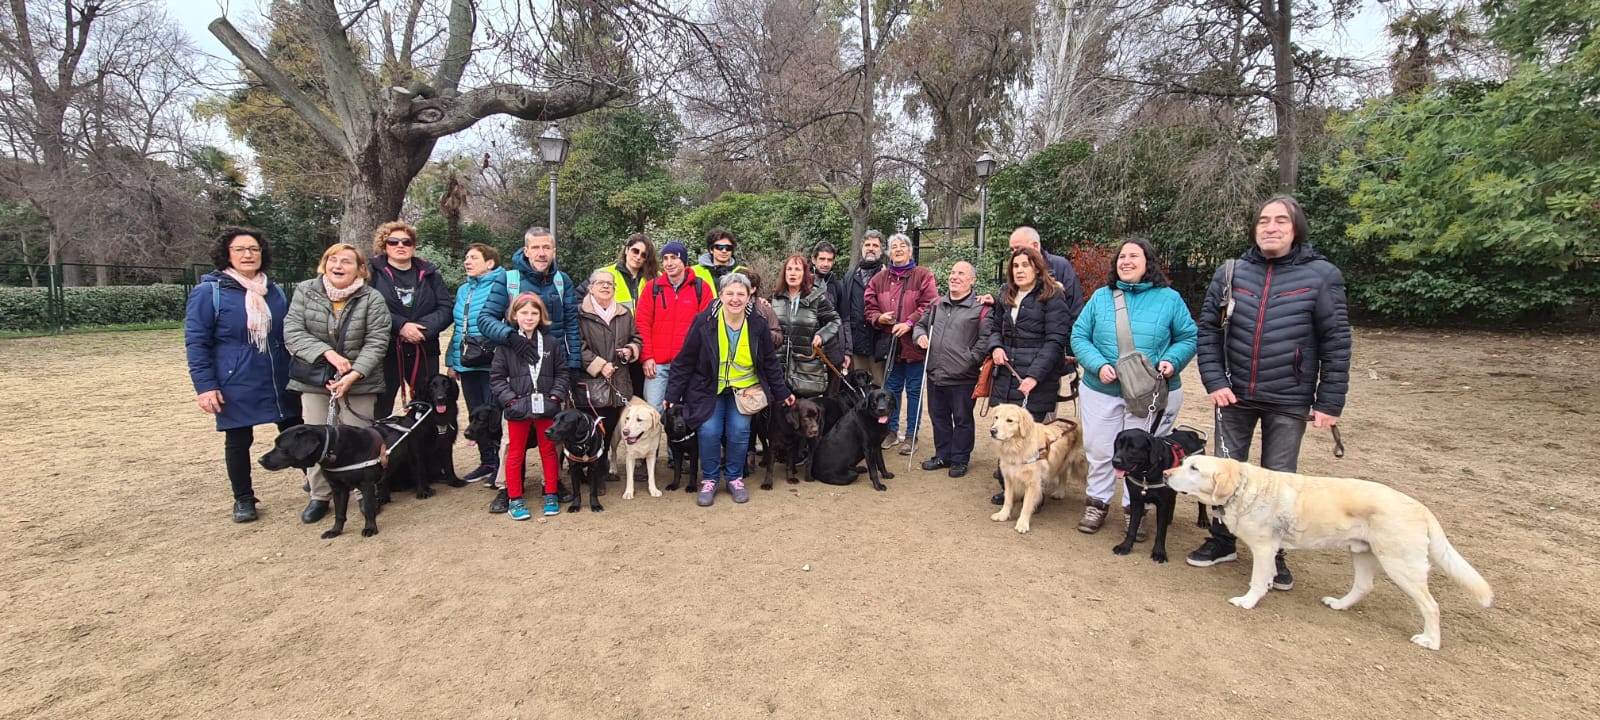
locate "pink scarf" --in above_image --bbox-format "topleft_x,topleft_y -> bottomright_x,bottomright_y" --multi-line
321,275 -> 365,303
224,269 -> 272,352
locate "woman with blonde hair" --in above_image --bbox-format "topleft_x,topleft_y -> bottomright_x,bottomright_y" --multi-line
283,243 -> 392,524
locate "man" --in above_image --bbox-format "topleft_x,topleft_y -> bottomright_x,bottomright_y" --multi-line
1186,194 -> 1352,593
637,241 -> 714,412
1009,226 -> 1084,322
913,261 -> 987,477
482,226 -> 581,370
811,241 -> 849,383
840,230 -> 887,384
695,228 -> 745,286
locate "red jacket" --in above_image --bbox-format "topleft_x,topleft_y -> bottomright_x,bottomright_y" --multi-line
865,265 -> 939,363
637,272 -> 713,364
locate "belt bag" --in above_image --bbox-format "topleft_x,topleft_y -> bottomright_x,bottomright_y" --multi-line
1113,289 -> 1167,418
734,385 -> 768,415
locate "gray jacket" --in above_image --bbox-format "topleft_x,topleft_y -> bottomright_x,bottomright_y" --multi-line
283,279 -> 393,396
913,292 -> 988,386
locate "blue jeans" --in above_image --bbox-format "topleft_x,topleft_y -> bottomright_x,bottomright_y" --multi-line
459,370 -> 498,466
699,391 -> 752,482
643,364 -> 672,413
884,359 -> 925,438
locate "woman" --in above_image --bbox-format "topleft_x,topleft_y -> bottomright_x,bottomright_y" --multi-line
770,254 -> 841,398
490,292 -> 571,520
283,243 -> 392,525
446,242 -> 510,486
601,234 -> 658,398
368,221 -> 452,414
184,227 -> 301,523
864,233 -> 938,454
985,246 -> 1071,506
664,273 -> 794,507
576,268 -> 642,463
1070,236 -> 1197,536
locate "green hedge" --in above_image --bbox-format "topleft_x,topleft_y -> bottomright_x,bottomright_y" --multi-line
0,284 -> 191,331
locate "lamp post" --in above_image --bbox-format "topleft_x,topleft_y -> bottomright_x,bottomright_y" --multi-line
538,124 -> 571,239
975,151 -> 996,257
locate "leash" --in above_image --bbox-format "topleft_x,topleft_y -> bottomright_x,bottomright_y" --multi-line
1230,399 -> 1346,458
1019,418 -> 1080,465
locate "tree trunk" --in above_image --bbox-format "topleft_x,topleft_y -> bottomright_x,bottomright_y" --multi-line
339,134 -> 437,247
850,0 -> 878,262
1269,0 -> 1297,192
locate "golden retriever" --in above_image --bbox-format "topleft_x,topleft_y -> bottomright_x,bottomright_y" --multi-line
988,404 -> 1089,534
616,398 -> 665,500
1166,455 -> 1493,650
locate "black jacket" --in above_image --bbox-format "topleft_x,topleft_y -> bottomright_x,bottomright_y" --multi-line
1197,244 -> 1351,416
841,261 -> 882,357
986,287 -> 1072,415
664,308 -> 792,428
489,328 -> 572,417
369,256 -> 453,355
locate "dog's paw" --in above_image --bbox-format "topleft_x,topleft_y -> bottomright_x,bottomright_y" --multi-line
1410,633 -> 1441,650
1112,543 -> 1133,555
760,480 -> 773,491
786,477 -> 799,484
623,490 -> 634,500
1228,595 -> 1260,609
649,488 -> 662,498
1014,523 -> 1031,534
1197,517 -> 1211,529
990,511 -> 1010,522
591,503 -> 604,513
567,504 -> 581,513
1150,550 -> 1168,564
361,527 -> 378,537
320,530 -> 341,540
446,477 -> 467,488
1321,595 -> 1360,611
873,483 -> 888,492
416,487 -> 435,500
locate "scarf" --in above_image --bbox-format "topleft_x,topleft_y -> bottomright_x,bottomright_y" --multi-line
857,257 -> 883,275
224,269 -> 272,352
593,298 -> 619,325
322,275 -> 365,303
888,258 -> 917,276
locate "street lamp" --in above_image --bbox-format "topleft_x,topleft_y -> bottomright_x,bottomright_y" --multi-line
975,151 -> 996,257
538,124 -> 571,239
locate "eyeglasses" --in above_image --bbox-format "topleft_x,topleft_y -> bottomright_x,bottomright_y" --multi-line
592,280 -> 615,287
229,246 -> 262,255
712,244 -> 733,252
626,246 -> 645,256
385,236 -> 416,247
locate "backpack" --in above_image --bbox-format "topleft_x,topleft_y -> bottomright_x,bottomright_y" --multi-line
210,280 -> 287,322
652,274 -> 705,309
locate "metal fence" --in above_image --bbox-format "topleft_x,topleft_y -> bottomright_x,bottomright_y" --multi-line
0,262 -> 208,333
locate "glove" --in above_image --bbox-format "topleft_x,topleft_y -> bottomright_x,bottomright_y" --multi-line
505,333 -> 535,356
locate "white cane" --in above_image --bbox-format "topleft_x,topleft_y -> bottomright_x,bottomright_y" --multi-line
908,343 -> 929,473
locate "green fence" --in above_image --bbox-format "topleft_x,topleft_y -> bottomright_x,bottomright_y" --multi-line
0,262 -> 205,333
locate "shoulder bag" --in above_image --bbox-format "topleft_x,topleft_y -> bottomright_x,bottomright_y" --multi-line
1112,289 -> 1168,419
290,296 -> 359,386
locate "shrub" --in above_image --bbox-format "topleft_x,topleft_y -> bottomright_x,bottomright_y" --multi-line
0,285 -> 190,331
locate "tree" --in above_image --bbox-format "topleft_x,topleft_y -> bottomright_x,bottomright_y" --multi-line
207,0 -> 662,246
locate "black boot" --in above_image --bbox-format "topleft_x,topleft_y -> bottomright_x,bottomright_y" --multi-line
232,497 -> 259,523
300,499 -> 329,524
488,488 -> 509,514
990,471 -> 1005,505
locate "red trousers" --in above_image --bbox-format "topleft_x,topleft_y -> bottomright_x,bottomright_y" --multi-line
505,417 -> 559,500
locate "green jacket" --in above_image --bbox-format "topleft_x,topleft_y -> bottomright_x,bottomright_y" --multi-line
283,278 -> 392,396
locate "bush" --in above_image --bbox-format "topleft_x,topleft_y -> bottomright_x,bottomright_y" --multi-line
0,285 -> 190,331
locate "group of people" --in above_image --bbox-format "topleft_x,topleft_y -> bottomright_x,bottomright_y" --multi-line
185,194 -> 1348,586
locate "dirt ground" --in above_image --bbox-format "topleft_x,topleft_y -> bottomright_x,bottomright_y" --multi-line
1,327 -> 1596,719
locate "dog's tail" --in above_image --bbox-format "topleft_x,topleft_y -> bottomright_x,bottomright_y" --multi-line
1427,512 -> 1493,608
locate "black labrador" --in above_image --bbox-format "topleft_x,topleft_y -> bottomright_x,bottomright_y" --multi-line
543,409 -> 608,512
373,402 -> 438,503
662,404 -> 701,493
812,388 -> 897,491
756,399 -> 821,489
259,424 -> 385,539
463,404 -> 503,452
1111,427 -> 1209,563
416,374 -> 467,489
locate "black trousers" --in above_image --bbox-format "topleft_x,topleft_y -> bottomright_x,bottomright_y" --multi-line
1207,401 -> 1309,544
224,416 -> 305,501
927,381 -> 977,464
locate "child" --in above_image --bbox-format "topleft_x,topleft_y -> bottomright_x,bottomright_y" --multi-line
489,292 -> 571,520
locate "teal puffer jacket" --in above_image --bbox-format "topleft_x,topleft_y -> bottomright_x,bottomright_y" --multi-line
1070,281 -> 1197,397
447,267 -> 508,372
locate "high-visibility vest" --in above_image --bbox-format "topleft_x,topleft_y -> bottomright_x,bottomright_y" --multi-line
602,263 -> 657,309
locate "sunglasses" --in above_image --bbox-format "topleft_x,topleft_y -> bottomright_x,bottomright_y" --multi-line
626,246 -> 646,256
385,236 -> 416,247
712,244 -> 733,252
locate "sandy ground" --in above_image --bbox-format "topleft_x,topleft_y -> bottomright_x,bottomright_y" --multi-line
0,327 -> 1596,719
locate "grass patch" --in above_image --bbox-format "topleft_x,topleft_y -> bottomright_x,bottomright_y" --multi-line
0,320 -> 183,340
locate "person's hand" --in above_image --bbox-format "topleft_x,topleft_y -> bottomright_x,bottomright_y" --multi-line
446,368 -> 458,380
616,347 -> 634,362
196,390 -> 224,414
1210,387 -> 1238,408
322,351 -> 352,375
991,348 -> 1009,366
784,394 -> 796,407
876,312 -> 895,326
400,322 -> 426,344
977,294 -> 995,306
505,333 -> 534,355
601,362 -> 616,379
1312,410 -> 1339,428
812,335 -> 824,348
1098,365 -> 1118,384
916,335 -> 929,350
326,371 -> 362,398
1018,377 -> 1038,396
891,322 -> 911,338
1157,360 -> 1175,378
841,356 -> 852,371
643,359 -> 657,379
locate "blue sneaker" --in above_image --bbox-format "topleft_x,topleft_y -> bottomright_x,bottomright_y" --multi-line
542,494 -> 560,516
508,498 -> 530,521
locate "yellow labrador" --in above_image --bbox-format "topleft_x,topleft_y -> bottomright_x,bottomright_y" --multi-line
616,398 -> 665,499
1166,455 -> 1493,650
988,404 -> 1088,534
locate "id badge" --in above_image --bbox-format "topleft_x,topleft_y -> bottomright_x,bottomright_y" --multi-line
528,393 -> 546,416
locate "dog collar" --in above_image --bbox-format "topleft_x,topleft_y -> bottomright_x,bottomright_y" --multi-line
565,445 -> 606,464
1127,475 -> 1168,492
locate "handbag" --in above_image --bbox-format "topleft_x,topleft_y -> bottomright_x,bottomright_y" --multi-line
576,375 -> 628,408
734,385 -> 769,415
290,296 -> 359,386
970,305 -> 996,400
1112,289 -> 1168,418
458,291 -> 494,368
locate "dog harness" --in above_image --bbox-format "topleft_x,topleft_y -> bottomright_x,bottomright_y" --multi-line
321,426 -> 391,472
564,416 -> 608,463
1125,443 -> 1189,492
1020,418 -> 1081,465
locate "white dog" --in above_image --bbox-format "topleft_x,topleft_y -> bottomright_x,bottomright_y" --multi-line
616,398 -> 665,500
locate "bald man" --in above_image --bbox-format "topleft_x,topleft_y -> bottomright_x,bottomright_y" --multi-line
1009,226 -> 1084,322
912,261 -> 988,477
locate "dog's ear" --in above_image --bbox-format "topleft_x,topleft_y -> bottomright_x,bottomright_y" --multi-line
1015,408 -> 1034,435
1174,429 -> 1207,457
285,427 -> 322,463
1207,457 -> 1243,504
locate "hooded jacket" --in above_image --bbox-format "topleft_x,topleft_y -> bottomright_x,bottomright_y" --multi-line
985,286 -> 1071,415
1071,280 -> 1198,397
637,271 -> 714,365
771,285 -> 841,396
447,266 -> 508,373
478,250 -> 581,369
913,291 -> 989,386
864,264 -> 939,363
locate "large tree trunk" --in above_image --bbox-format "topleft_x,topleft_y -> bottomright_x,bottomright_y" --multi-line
340,134 -> 437,247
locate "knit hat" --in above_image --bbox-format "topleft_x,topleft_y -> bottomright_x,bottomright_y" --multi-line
661,241 -> 689,260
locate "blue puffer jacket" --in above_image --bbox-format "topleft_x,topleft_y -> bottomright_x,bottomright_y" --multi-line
1196,244 -> 1351,415
1071,281 -> 1198,397
447,267 -> 508,372
184,272 -> 296,430
479,251 -> 581,368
